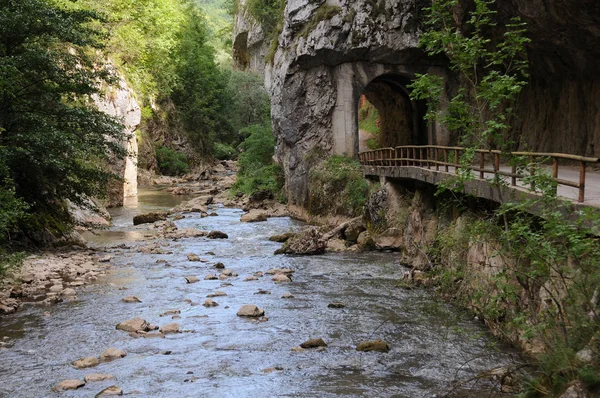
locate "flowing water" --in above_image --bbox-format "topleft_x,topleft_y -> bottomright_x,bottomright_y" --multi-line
0,189 -> 521,397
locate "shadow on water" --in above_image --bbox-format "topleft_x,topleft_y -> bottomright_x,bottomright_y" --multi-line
0,189 -> 524,398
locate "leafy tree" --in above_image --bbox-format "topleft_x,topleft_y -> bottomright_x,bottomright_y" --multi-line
170,5 -> 229,156
232,124 -> 283,198
0,0 -> 124,241
409,0 -> 530,184
409,1 -> 600,393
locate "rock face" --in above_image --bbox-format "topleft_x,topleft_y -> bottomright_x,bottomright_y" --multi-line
94,75 -> 141,207
232,0 -> 269,74
262,0 -> 600,207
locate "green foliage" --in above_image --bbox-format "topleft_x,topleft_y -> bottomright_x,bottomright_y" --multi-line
233,124 -> 284,198
170,5 -> 228,155
0,250 -> 25,277
245,0 -> 284,38
223,70 -> 271,146
308,155 -> 370,217
156,147 -> 189,176
0,0 -> 125,242
409,0 -> 530,153
299,4 -> 342,38
213,142 -> 237,160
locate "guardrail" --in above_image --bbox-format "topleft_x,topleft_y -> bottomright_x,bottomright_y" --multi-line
359,145 -> 600,203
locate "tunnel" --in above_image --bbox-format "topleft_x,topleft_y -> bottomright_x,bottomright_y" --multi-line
357,73 -> 425,152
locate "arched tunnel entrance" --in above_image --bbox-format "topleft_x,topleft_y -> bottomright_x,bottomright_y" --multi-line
357,74 -> 425,152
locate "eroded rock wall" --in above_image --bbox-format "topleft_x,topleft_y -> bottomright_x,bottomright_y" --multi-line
266,0 -> 600,207
269,0 -> 434,206
232,0 -> 269,74
94,76 -> 141,207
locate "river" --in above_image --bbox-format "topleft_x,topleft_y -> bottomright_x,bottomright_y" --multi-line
0,188 -> 521,397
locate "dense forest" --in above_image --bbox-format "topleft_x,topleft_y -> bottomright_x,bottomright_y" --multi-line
0,0 -> 279,256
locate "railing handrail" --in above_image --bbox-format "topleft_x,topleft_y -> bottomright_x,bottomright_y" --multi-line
358,145 -> 600,203
359,145 -> 600,164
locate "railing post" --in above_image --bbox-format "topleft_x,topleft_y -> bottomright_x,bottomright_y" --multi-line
427,148 -> 431,169
494,153 -> 500,178
444,149 -> 448,172
511,164 -> 517,186
579,160 -> 586,203
435,148 -> 439,171
479,152 -> 485,179
454,149 -> 459,174
552,157 -> 559,196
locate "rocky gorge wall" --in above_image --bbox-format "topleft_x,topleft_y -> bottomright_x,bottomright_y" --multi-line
253,0 -> 600,207
94,76 -> 141,208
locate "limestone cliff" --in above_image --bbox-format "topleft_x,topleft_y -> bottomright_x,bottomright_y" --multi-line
232,0 -> 269,74
264,0 -> 600,208
94,76 -> 141,207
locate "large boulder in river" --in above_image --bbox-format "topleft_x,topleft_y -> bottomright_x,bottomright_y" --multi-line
52,379 -> 85,392
237,305 -> 265,317
133,212 -> 166,226
276,228 -> 325,255
116,317 -> 151,333
240,210 -> 268,223
356,340 -> 390,353
207,230 -> 228,239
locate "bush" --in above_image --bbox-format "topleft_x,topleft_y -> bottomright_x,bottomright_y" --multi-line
232,124 -> 284,198
308,155 -> 369,217
156,147 -> 189,176
213,142 -> 237,160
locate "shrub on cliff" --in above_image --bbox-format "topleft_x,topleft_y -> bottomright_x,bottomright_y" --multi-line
156,147 -> 189,176
232,124 -> 284,198
308,155 -> 369,218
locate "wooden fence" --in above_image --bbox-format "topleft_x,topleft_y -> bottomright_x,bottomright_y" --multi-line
359,145 -> 600,203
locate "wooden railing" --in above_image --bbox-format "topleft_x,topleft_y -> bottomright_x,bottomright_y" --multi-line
359,145 -> 600,203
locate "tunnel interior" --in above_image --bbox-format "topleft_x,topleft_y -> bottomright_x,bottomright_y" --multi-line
358,74 -> 426,152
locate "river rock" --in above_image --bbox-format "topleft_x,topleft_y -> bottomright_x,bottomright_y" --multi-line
269,232 -> 295,243
72,356 -> 99,369
207,291 -> 227,298
357,231 -> 376,251
272,274 -> 292,283
133,212 -> 167,225
185,276 -> 199,284
277,228 -> 326,255
221,269 -> 233,277
265,268 -> 294,275
84,374 -> 116,383
203,299 -> 218,307
203,274 -> 217,280
116,317 -> 151,333
96,385 -> 123,396
168,228 -> 207,239
213,262 -> 225,269
281,293 -> 294,299
98,255 -> 113,263
52,379 -> 85,392
99,348 -> 126,362
237,305 -> 264,317
160,323 -> 180,334
255,289 -> 271,295
187,253 -> 200,262
240,211 -> 268,223
328,302 -> 345,308
160,309 -> 180,317
300,338 -> 327,349
356,340 -> 390,353
244,276 -> 258,281
0,298 -> 19,314
207,230 -> 228,239
121,296 -> 142,303
60,288 -> 77,297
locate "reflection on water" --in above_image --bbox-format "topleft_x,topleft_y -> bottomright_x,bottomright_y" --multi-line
0,189 -> 522,398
